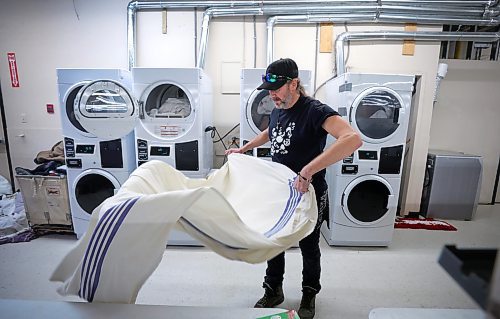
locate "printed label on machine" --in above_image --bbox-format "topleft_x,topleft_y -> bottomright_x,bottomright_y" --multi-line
155,125 -> 181,137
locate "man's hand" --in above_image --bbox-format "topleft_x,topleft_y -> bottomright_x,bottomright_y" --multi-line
225,148 -> 244,155
294,172 -> 312,193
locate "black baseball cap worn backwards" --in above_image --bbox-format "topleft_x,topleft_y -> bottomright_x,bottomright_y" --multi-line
257,58 -> 299,91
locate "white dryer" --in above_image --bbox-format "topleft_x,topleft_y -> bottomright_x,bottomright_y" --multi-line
57,69 -> 137,239
325,73 -> 414,147
133,68 -> 213,178
240,68 -> 312,160
321,143 -> 405,246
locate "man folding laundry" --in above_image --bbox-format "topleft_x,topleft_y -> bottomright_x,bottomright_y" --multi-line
226,57 -> 362,319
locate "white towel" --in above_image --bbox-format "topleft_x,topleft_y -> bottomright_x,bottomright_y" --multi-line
50,153 -> 317,303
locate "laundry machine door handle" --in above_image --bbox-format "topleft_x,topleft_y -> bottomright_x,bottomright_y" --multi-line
393,107 -> 400,124
139,101 -> 145,119
387,194 -> 396,208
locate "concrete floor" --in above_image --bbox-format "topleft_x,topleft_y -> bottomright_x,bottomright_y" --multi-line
0,204 -> 499,319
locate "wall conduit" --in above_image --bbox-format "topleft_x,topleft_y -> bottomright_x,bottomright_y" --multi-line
127,0 -> 500,69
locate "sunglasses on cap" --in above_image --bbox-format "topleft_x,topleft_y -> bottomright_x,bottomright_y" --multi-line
261,73 -> 293,83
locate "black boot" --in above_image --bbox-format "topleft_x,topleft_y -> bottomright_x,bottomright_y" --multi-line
298,286 -> 318,319
254,283 -> 284,308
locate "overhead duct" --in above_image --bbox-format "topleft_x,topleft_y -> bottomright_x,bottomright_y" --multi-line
200,5 -> 499,68
335,31 -> 500,74
127,0 -> 500,69
265,14 -> 500,64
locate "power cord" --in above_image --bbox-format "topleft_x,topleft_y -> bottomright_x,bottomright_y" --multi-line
205,125 -> 240,164
228,136 -> 240,148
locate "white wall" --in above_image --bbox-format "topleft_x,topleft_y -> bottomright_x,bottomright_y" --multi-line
430,60 -> 500,204
2,0 -> 494,212
0,0 -> 130,177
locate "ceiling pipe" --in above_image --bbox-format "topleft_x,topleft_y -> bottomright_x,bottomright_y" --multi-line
382,0 -> 497,5
203,6 -> 500,68
382,5 -> 498,16
128,0 -> 500,69
129,0 -> 313,69
200,7 -> 377,68
203,5 -> 498,17
198,11 -> 211,69
266,14 -> 500,64
266,14 -> 379,64
130,0 -> 382,69
378,14 -> 499,25
335,31 -> 500,74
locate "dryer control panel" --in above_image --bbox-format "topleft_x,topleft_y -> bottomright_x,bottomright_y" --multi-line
331,144 -> 405,177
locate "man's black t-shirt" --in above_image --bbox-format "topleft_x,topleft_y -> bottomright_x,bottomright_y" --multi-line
268,95 -> 339,194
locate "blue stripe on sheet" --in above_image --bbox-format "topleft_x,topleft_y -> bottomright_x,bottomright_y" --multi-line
78,200 -> 124,300
78,197 -> 139,302
179,217 -> 248,250
179,178 -> 302,248
264,178 -> 302,238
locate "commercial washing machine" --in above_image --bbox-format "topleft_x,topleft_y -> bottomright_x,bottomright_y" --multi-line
57,69 -> 137,239
240,68 -> 312,159
321,143 -> 405,246
321,73 -> 414,246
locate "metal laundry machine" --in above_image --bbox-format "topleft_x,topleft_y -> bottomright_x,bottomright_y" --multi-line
132,67 -> 214,246
325,73 -> 414,147
132,67 -> 213,178
57,69 -> 137,239
321,73 -> 415,246
321,143 -> 405,246
240,68 -> 312,160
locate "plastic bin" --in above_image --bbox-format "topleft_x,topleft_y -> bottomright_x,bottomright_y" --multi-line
16,175 -> 72,227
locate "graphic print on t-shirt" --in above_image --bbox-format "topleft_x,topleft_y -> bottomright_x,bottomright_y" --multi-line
271,121 -> 295,155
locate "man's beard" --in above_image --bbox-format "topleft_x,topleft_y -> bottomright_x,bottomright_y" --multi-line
274,91 -> 293,109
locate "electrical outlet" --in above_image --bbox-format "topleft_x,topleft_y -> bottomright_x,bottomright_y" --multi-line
20,113 -> 27,123
226,136 -> 240,148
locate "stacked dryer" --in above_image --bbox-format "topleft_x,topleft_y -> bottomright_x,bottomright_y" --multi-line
57,69 -> 138,239
133,68 -> 213,178
321,73 -> 415,246
132,67 -> 214,245
240,68 -> 312,159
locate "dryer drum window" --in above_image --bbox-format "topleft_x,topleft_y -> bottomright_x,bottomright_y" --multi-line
81,81 -> 131,115
354,90 -> 401,139
146,84 -> 192,118
75,174 -> 115,215
250,90 -> 274,132
346,180 -> 390,223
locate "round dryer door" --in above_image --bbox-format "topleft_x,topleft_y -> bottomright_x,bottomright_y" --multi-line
64,82 -> 93,137
351,87 -> 405,144
73,169 -> 120,217
246,89 -> 274,135
74,80 -> 137,140
140,82 -> 195,139
341,175 -> 396,226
